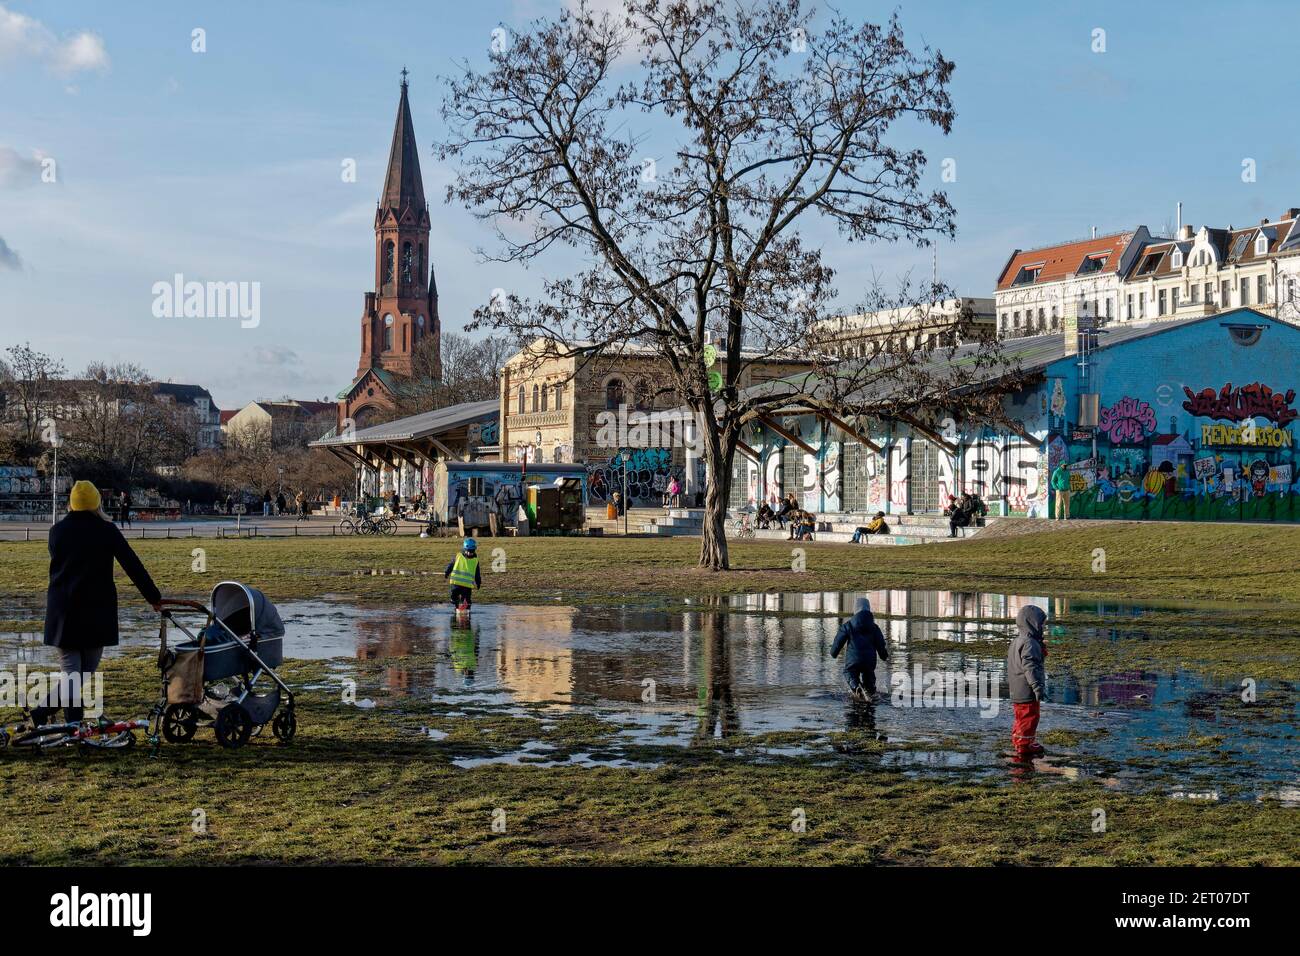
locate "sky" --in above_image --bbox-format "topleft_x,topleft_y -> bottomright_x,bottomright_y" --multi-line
4,0 -> 1300,411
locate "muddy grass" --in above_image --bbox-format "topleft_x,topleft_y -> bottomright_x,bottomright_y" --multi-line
4,521 -> 1300,607
0,655 -> 1294,866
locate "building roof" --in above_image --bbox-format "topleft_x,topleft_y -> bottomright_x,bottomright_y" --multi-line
379,77 -> 426,216
152,382 -> 216,408
219,409 -> 237,425
310,398 -> 498,447
735,309 -> 1282,412
996,232 -> 1135,291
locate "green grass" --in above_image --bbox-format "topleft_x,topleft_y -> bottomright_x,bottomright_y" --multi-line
2,525 -> 1297,866
4,520 -> 1300,607
0,655 -> 1293,866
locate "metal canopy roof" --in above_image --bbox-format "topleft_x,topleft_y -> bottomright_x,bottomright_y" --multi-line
310,399 -> 497,448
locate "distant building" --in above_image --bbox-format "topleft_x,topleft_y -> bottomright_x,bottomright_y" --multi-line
810,297 -> 995,358
337,74 -> 441,430
994,228 -> 1158,338
225,399 -> 337,446
151,382 -> 221,451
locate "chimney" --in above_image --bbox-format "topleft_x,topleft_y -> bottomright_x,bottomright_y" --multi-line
1280,208 -> 1300,221
1091,226 -> 1097,239
1261,217 -> 1270,226
1176,201 -> 1182,235
1179,224 -> 1193,241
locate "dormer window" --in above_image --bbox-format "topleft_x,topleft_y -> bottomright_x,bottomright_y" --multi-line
1011,265 -> 1042,286
1256,234 -> 1269,255
1076,254 -> 1109,275
1170,249 -> 1183,268
1136,252 -> 1163,276
1229,234 -> 1250,261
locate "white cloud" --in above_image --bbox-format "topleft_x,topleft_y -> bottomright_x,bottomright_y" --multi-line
252,346 -> 301,367
0,4 -> 109,76
0,145 -> 43,188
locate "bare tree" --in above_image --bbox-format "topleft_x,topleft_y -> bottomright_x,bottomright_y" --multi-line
388,331 -> 517,419
0,343 -> 66,459
441,0 -> 1012,569
60,362 -> 193,485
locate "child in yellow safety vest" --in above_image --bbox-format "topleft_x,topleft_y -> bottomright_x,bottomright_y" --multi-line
444,538 -> 482,609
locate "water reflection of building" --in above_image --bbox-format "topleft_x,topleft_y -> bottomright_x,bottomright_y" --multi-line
354,613 -> 437,695
487,606 -> 575,704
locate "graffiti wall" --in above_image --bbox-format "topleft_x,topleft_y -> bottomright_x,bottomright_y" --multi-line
1042,313 -> 1300,523
438,466 -> 586,527
585,446 -> 683,505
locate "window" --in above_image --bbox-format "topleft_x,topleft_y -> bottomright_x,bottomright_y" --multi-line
383,313 -> 394,350
1171,288 -> 1179,311
1256,235 -> 1269,255
1077,254 -> 1108,275
401,242 -> 414,284
540,383 -> 548,412
531,384 -> 539,412
1289,278 -> 1297,302
1013,311 -> 1021,328
517,386 -> 525,414
1158,289 -> 1166,315
1229,234 -> 1250,261
1204,282 -> 1213,304
1171,249 -> 1183,268
554,383 -> 564,410
1051,306 -> 1059,329
1257,275 -> 1267,303
999,313 -> 1008,331
382,241 -> 394,284
1126,295 -> 1133,320
1136,252 -> 1163,276
1190,284 -> 1199,305
605,378 -> 625,410
1227,324 -> 1264,347
1012,265 -> 1042,286
1037,308 -> 1045,330
1240,277 -> 1250,305
1221,280 -> 1230,304
1138,292 -> 1146,316
1105,297 -> 1113,319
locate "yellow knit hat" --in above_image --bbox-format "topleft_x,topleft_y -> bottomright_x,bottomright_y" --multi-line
68,480 -> 102,512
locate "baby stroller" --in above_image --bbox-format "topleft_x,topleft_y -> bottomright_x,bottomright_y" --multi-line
152,582 -> 296,749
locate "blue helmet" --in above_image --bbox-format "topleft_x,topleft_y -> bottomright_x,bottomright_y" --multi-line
462,537 -> 477,552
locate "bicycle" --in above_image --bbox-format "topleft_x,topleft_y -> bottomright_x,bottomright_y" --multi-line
340,513 -> 396,536
729,511 -> 757,539
0,715 -> 153,753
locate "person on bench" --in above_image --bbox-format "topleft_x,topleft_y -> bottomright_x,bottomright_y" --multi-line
851,511 -> 889,543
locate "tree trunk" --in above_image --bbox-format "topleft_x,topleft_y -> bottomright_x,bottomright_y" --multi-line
698,426 -> 735,571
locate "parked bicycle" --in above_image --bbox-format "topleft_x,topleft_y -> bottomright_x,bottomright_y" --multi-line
0,715 -> 153,752
339,513 -> 396,536
729,511 -> 757,539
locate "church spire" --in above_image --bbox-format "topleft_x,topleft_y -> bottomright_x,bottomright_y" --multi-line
379,70 -> 426,216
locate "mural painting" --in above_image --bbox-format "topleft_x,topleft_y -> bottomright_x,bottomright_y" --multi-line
1060,380 -> 1300,522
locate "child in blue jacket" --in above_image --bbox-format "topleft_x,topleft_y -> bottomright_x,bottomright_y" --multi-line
831,597 -> 890,699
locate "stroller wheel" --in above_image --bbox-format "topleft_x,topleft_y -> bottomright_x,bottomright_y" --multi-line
214,704 -> 252,749
271,709 -> 297,744
161,704 -> 199,743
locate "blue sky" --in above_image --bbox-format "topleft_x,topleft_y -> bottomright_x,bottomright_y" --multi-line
3,0 -> 1300,411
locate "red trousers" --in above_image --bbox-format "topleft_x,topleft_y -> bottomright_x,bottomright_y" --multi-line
1012,701 -> 1040,752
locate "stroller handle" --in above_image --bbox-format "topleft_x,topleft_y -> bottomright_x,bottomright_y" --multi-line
158,599 -> 208,612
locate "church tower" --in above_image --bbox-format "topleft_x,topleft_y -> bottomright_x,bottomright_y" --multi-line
340,73 -> 440,427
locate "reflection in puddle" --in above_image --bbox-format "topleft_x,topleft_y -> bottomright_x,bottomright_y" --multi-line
0,589 -> 1294,803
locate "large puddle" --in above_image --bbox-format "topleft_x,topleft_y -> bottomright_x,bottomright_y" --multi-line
1,590 -> 1295,804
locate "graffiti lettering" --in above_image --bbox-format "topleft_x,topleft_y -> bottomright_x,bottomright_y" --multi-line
1201,423 -> 1293,448
1181,382 -> 1299,425
1096,396 -> 1156,445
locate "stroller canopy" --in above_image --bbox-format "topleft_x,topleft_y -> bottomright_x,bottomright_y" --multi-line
211,581 -> 284,639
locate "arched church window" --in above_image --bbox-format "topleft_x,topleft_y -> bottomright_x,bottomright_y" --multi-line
605,377 -> 625,410
517,386 -> 526,414
382,241 -> 394,284
401,242 -> 414,285
553,383 -> 564,410
531,384 -> 540,412
383,313 -> 394,351
540,383 -> 548,411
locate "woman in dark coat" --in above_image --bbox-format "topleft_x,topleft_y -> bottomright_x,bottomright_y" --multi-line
30,481 -> 162,725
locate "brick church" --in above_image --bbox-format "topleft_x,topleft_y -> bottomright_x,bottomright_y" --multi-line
337,73 -> 441,429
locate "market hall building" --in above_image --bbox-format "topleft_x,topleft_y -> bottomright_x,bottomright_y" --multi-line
727,308 -> 1300,523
